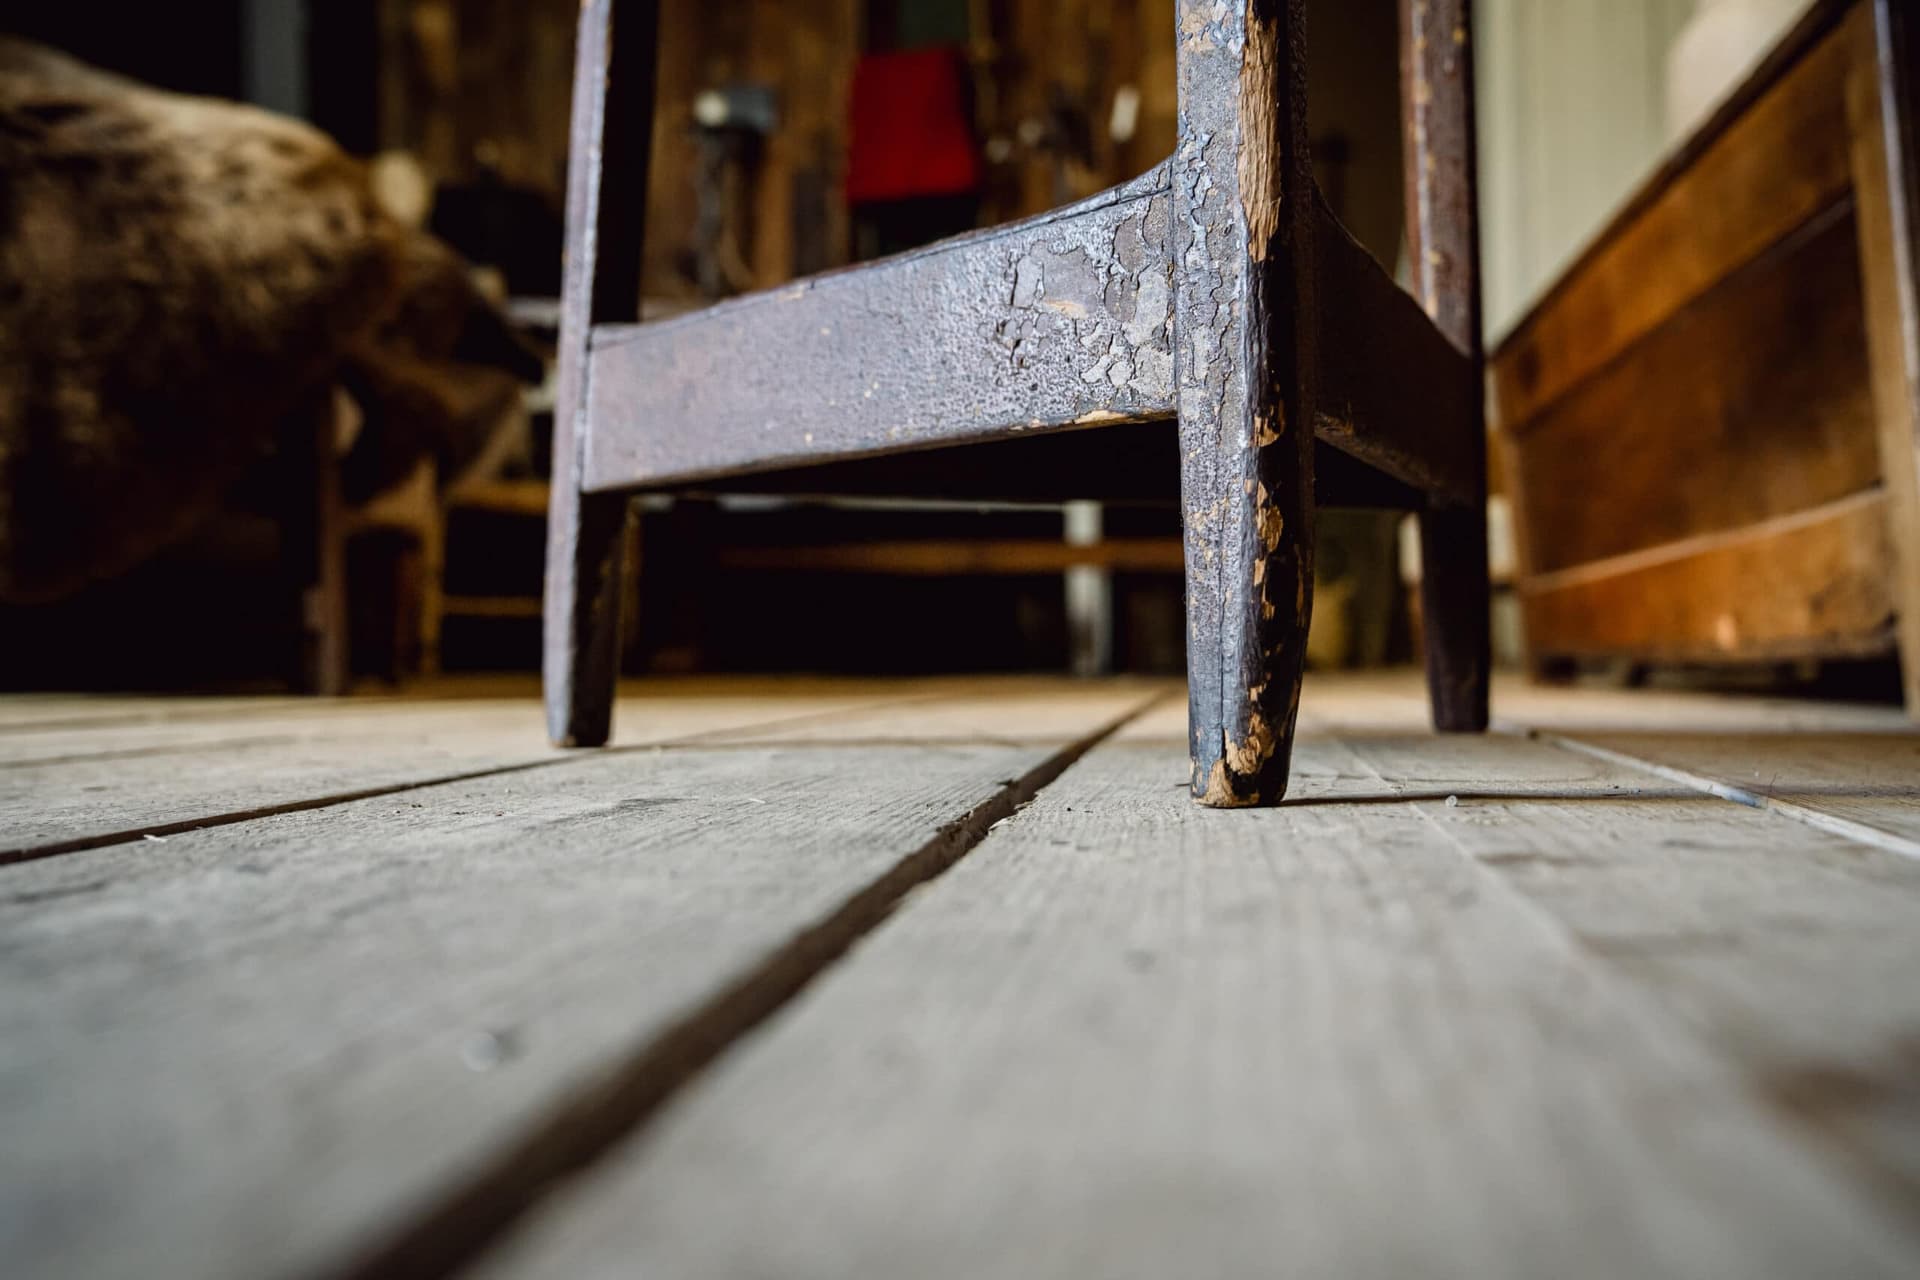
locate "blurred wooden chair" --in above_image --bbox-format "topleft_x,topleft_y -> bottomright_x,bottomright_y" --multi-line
545,0 -> 1491,806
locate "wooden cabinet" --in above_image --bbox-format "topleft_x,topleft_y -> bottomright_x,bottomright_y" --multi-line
1491,0 -> 1920,713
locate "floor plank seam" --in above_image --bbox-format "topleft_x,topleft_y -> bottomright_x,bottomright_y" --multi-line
312,688 -> 1173,1280
0,759 -> 589,867
0,706 -> 317,735
1332,733 -> 1920,1243
0,691 -> 983,868
0,733 -> 310,770
1395,727 -> 1920,1242
1525,729 -> 1920,862
0,696 -> 523,737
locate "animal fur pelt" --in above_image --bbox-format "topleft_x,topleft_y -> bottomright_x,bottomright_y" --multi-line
0,40 -> 539,604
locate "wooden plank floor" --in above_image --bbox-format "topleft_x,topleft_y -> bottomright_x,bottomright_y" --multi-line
2,672 -> 1918,1278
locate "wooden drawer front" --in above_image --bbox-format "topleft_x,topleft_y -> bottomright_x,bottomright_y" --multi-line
1519,491 -> 1896,661
1504,202 -> 1879,576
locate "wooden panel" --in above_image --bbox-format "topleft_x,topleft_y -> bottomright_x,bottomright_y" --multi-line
1493,10 -> 1858,430
1476,0 -> 1698,335
1520,491 -> 1896,660
0,687 -> 1158,1280
1506,202 -> 1878,573
1846,0 -> 1920,714
475,714 -> 1920,1279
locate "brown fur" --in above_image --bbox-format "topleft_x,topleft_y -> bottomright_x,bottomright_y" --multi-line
0,41 -> 534,603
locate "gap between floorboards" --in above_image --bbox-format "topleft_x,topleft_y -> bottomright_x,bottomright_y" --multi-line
312,688 -> 1172,1280
1520,729 -> 1920,863
0,688 -> 987,868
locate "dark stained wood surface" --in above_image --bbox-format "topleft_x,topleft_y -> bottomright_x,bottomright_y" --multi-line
584,167 -> 1178,491
1400,0 -> 1491,735
581,177 -> 1474,507
1311,191 -> 1479,506
1172,0 -> 1319,808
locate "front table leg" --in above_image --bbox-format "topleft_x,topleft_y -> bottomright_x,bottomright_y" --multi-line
1174,0 -> 1320,807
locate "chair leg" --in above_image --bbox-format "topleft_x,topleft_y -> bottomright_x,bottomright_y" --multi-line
544,0 -> 657,748
1402,0 -> 1491,733
1418,500 -> 1491,731
545,490 -> 630,747
1174,0 -> 1318,808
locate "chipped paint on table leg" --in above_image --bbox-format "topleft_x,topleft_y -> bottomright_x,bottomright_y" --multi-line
1174,0 -> 1318,807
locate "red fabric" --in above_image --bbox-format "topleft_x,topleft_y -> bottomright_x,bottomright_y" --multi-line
845,47 -> 981,204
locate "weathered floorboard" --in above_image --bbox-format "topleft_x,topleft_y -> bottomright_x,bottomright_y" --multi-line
0,700 -> 573,770
1331,729 -> 1920,1222
1301,669 -> 1914,736
0,677 -> 1057,767
0,688 -> 944,862
1312,671 -> 1920,852
0,687 -> 1160,1280
1540,730 -> 1920,855
0,694 -> 314,734
474,705 -> 1920,1279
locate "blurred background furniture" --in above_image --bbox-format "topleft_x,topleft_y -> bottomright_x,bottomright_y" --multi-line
1491,0 -> 1920,714
23,0 -> 1910,715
